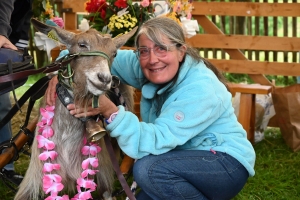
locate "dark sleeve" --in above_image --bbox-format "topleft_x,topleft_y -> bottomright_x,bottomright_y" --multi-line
9,0 -> 33,44
0,0 -> 15,38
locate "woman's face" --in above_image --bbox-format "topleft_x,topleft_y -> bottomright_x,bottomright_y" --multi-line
138,34 -> 186,84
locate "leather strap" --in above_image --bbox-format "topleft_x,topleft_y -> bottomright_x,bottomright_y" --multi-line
0,51 -> 111,83
0,76 -> 50,129
0,58 -> 72,83
104,134 -> 136,200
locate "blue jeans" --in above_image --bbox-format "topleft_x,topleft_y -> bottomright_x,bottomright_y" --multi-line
0,93 -> 14,170
133,150 -> 248,200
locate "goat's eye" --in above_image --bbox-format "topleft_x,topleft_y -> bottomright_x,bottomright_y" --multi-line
78,43 -> 87,48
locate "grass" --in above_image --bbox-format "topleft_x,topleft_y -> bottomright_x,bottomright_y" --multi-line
1,76 -> 300,199
1,128 -> 299,199
233,129 -> 300,200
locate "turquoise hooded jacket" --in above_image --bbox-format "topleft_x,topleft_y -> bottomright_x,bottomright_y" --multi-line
107,50 -> 256,177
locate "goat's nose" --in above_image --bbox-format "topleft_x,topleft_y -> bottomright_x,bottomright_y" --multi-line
97,74 -> 112,85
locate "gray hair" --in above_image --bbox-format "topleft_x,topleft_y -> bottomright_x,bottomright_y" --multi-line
134,17 -> 200,60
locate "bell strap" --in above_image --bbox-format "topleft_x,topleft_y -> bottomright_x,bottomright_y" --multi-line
104,134 -> 136,200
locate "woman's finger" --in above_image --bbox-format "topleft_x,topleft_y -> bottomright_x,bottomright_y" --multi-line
46,76 -> 58,106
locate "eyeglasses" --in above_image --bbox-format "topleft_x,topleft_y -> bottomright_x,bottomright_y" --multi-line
134,44 -> 178,60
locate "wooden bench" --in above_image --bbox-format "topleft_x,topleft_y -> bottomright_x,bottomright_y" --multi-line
186,1 -> 300,143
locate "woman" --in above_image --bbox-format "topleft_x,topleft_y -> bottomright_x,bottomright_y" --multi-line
46,17 -> 255,200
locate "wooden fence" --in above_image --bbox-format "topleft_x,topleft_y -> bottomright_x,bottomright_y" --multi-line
195,0 -> 300,84
32,0 -> 300,76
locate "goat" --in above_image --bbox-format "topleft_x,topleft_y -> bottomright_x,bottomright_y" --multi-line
14,18 -> 137,200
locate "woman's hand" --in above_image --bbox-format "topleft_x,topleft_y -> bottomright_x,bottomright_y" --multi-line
45,75 -> 58,106
45,75 -> 118,119
67,94 -> 119,119
0,35 -> 17,50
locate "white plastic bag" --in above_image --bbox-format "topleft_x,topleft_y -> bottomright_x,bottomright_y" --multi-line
232,92 -> 276,143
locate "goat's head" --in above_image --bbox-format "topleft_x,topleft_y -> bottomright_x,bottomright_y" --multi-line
31,18 -> 137,98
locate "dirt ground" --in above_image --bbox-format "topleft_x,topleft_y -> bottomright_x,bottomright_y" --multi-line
9,96 -> 40,137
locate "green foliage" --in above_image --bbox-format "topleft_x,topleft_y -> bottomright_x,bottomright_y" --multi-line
224,73 -> 297,86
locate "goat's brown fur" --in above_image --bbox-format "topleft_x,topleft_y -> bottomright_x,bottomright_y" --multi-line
14,19 -> 137,200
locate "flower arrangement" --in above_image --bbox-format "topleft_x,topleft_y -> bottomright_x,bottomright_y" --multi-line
84,0 -> 155,46
83,0 -> 197,42
164,0 -> 193,24
34,0 -> 65,60
164,0 -> 198,38
40,0 -> 64,28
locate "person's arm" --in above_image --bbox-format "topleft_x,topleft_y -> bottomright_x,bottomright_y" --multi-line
0,0 -> 17,50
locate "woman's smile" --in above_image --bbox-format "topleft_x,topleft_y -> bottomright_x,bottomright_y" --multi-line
149,66 -> 166,73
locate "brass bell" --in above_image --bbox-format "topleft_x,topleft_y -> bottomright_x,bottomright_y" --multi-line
85,119 -> 106,142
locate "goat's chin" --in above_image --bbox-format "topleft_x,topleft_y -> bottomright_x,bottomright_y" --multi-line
87,83 -> 109,96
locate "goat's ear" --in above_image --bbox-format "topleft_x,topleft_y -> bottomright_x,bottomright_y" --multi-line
31,18 -> 75,48
113,26 -> 138,49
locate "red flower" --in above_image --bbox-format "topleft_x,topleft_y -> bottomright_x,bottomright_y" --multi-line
100,9 -> 106,19
85,0 -> 107,13
114,0 -> 127,8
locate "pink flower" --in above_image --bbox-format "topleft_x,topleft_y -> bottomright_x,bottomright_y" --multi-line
82,157 -> 99,169
52,17 -> 64,28
39,151 -> 58,161
43,174 -> 62,185
72,186 -> 93,200
81,169 -> 99,178
77,178 -> 97,190
43,181 -> 64,195
37,124 -> 54,138
45,195 -> 69,200
81,144 -> 101,156
43,174 -> 64,195
140,0 -> 150,7
40,105 -> 55,125
37,135 -> 55,150
43,163 -> 61,172
40,105 -> 55,117
72,191 -> 92,200
173,1 -> 181,13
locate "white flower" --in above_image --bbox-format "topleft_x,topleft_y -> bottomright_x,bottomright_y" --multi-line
79,19 -> 90,32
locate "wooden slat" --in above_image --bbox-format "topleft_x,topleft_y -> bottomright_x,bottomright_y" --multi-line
193,15 -> 272,86
63,0 -> 86,12
186,34 -> 300,52
192,2 -> 300,17
209,59 -> 300,76
63,12 -> 77,30
228,83 -> 272,95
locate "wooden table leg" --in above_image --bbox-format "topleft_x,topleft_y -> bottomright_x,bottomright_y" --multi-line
238,93 -> 256,144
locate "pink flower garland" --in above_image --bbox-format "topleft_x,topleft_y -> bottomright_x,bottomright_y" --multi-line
36,105 -> 101,200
